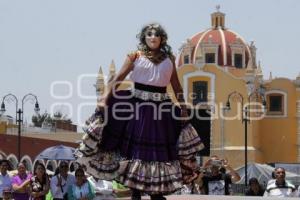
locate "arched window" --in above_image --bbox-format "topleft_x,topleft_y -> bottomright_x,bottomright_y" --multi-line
7,154 -> 18,170
0,151 -> 6,160
21,156 -> 33,171
46,160 -> 57,174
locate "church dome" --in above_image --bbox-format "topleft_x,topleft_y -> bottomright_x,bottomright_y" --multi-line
177,7 -> 254,69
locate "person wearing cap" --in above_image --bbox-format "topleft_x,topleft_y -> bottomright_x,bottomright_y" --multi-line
0,160 -> 12,200
50,161 -> 75,200
198,155 -> 240,195
264,167 -> 297,197
245,177 -> 264,196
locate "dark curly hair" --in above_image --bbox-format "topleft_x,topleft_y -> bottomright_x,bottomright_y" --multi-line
33,162 -> 48,184
137,23 -> 173,57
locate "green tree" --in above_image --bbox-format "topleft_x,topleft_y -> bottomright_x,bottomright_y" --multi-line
31,111 -> 49,127
31,111 -> 72,128
53,111 -> 72,124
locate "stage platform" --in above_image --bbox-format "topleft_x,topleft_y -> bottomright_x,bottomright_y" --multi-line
117,195 -> 296,199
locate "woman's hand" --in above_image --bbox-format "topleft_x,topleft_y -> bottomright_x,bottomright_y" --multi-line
203,159 -> 210,167
96,95 -> 107,112
31,192 -> 40,198
221,158 -> 229,168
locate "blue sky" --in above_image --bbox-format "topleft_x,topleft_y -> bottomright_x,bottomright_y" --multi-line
0,0 -> 299,130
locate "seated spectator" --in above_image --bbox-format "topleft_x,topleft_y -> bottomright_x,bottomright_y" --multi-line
12,162 -> 32,200
264,167 -> 296,197
67,168 -> 95,200
245,177 -> 264,196
0,160 -> 12,199
180,157 -> 202,194
198,155 -> 240,195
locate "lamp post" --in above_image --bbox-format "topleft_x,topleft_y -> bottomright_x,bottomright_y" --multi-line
226,89 -> 266,186
0,93 -> 40,162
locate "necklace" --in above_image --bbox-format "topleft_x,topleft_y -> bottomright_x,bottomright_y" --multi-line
144,50 -> 167,65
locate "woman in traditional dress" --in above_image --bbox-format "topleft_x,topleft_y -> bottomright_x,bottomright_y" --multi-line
76,23 -> 204,200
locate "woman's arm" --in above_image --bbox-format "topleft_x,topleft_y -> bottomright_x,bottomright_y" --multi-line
98,55 -> 134,107
12,178 -> 31,192
170,57 -> 188,118
222,159 -> 241,183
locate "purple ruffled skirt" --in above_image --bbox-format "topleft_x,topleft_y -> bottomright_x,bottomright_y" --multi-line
75,84 -> 204,194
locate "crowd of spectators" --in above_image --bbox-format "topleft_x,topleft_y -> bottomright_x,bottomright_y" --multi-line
2,157 -> 300,199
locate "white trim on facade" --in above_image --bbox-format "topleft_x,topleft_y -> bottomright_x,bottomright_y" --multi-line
183,71 -> 216,104
45,160 -> 58,171
211,146 -> 256,151
230,41 -> 246,68
32,159 -> 46,172
193,29 -> 212,64
218,28 -> 227,65
297,100 -> 300,162
0,151 -> 7,159
227,29 -> 252,62
7,154 -> 18,169
181,40 -> 193,65
183,70 -> 215,152
21,155 -> 33,171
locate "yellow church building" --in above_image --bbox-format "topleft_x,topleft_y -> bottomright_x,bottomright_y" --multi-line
96,9 -> 300,168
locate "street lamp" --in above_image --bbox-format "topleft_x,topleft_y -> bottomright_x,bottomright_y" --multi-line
226,89 -> 266,186
0,93 -> 40,162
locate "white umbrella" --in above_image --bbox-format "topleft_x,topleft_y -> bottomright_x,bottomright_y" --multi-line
36,145 -> 75,161
235,163 -> 300,185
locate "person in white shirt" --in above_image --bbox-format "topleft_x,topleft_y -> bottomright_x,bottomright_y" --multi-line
264,167 -> 297,197
50,161 -> 75,200
0,160 -> 12,200
87,176 -> 115,200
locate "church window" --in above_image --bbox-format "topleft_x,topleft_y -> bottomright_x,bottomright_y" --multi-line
234,54 -> 243,68
193,81 -> 208,105
205,53 -> 215,63
184,55 -> 189,64
267,94 -> 284,115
